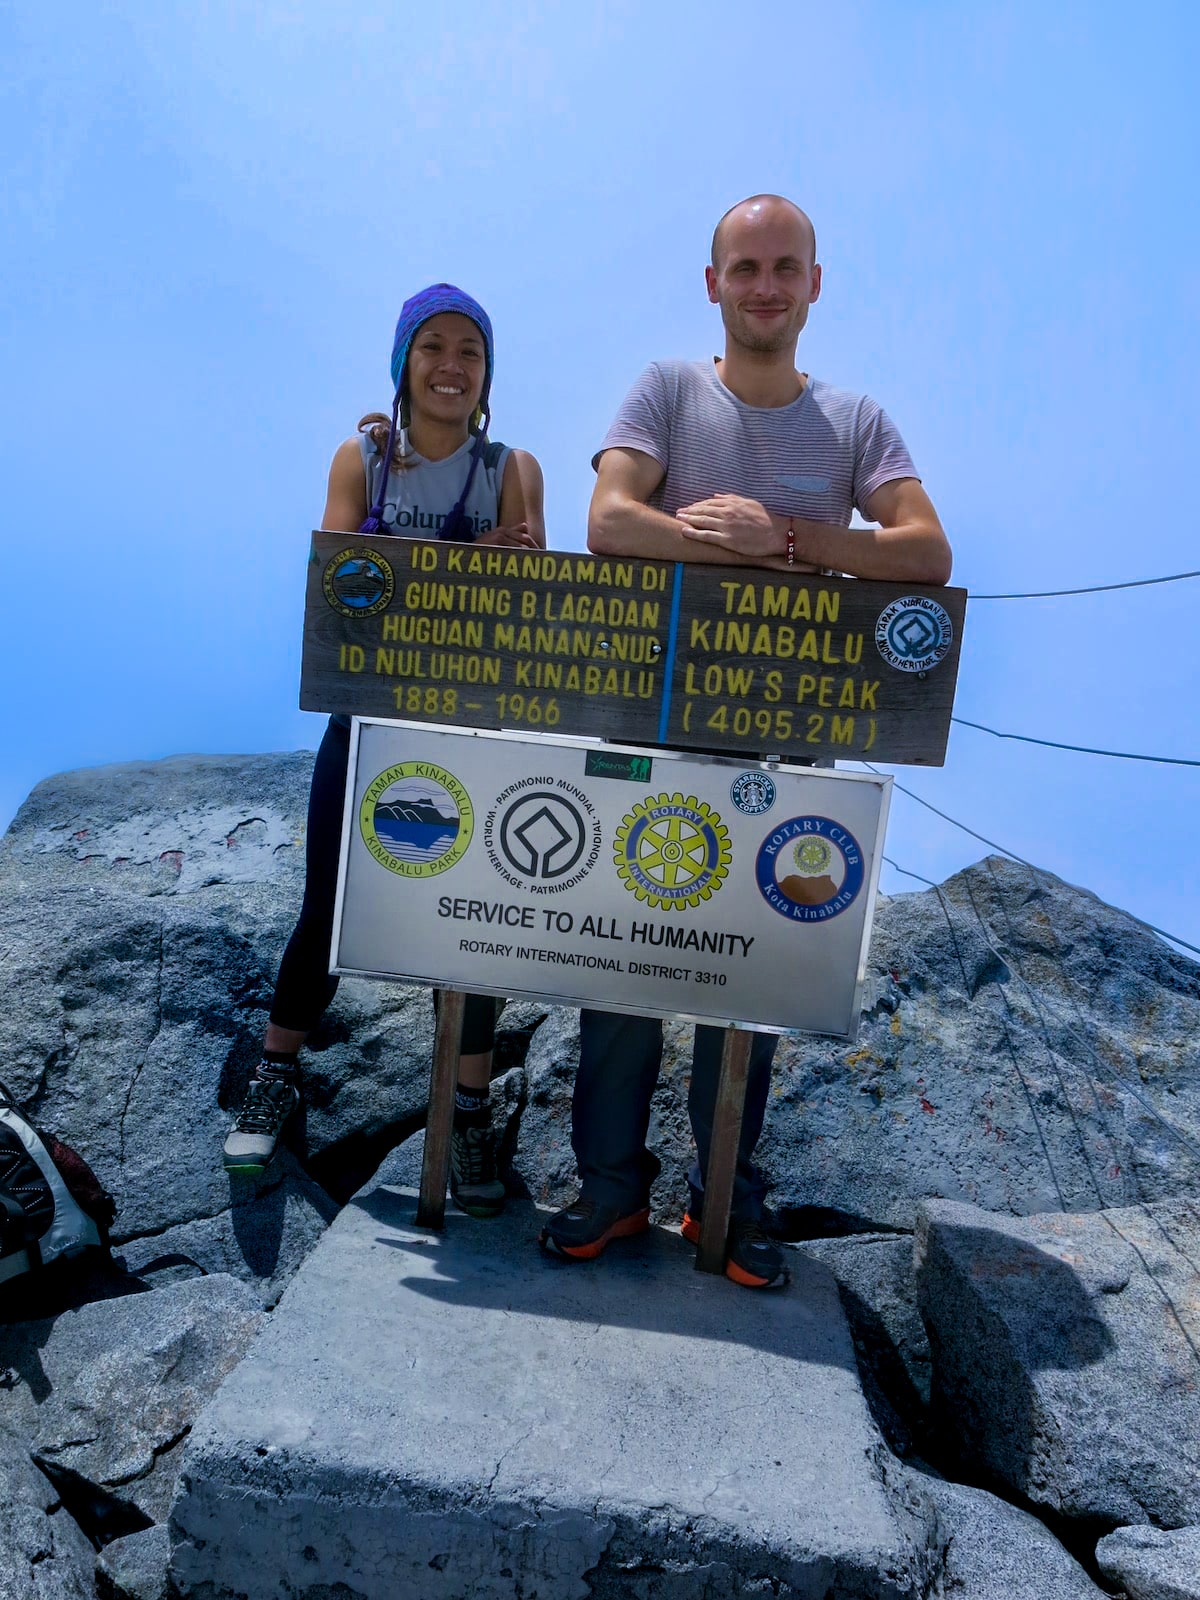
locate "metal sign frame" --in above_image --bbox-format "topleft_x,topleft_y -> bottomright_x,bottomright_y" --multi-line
331,718 -> 891,1041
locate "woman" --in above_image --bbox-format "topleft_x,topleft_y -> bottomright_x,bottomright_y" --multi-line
224,284 -> 545,1217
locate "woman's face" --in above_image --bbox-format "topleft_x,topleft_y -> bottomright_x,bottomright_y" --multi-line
405,312 -> 487,429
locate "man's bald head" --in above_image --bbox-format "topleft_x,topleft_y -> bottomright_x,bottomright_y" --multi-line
710,195 -> 817,271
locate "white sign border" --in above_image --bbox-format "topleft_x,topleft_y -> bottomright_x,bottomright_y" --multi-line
331,718 -> 892,1039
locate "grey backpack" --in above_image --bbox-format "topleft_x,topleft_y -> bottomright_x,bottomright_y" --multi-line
0,1081 -> 110,1286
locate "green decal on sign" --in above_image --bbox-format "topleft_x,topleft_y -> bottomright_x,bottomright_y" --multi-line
585,750 -> 653,783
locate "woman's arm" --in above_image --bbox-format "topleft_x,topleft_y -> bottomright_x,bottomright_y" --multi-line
488,448 -> 546,547
320,438 -> 370,533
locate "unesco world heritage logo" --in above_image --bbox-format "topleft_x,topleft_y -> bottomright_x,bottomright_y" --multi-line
359,762 -> 473,878
754,815 -> 865,923
614,793 -> 731,911
323,546 -> 395,618
874,595 -> 953,673
483,780 -> 602,894
730,772 -> 777,817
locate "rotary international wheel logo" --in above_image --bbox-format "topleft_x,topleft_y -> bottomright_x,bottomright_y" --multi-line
755,815 -> 865,922
359,762 -> 473,878
613,792 -> 731,910
323,546 -> 395,618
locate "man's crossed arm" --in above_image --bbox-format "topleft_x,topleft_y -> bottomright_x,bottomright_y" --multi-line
588,447 -> 952,585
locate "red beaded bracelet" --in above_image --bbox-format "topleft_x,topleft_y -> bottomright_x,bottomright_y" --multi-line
786,518 -> 796,567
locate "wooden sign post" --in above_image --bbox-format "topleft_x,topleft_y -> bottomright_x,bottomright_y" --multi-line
307,536 -> 966,1261
696,1029 -> 754,1275
416,989 -> 465,1230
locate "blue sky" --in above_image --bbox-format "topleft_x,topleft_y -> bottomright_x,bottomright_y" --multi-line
3,1 -> 1197,952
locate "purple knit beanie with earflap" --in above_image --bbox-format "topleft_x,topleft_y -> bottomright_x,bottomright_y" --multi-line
359,283 -> 496,542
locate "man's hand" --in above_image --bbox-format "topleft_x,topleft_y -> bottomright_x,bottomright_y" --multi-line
474,521 -> 540,548
676,494 -> 777,557
677,495 -> 824,571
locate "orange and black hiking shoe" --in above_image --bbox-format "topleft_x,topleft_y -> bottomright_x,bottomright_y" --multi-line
681,1210 -> 790,1290
539,1196 -> 651,1261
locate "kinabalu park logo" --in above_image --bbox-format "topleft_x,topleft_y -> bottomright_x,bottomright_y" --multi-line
323,546 -> 395,618
359,763 -> 473,878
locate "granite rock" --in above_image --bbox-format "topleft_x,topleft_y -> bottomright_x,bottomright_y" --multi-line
0,754 -> 440,1279
2,1275 -> 263,1526
1095,1524 -> 1200,1600
95,1525 -> 172,1600
759,856 -> 1200,1232
906,1470 -> 1106,1597
0,1425 -> 96,1600
916,1196 -> 1200,1528
113,1150 -> 337,1308
799,1234 -> 931,1454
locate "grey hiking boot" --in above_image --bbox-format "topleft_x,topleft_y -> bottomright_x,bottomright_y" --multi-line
449,1117 -> 505,1218
223,1075 -> 299,1173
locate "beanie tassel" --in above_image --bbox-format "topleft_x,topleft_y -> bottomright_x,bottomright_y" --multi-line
358,390 -> 402,536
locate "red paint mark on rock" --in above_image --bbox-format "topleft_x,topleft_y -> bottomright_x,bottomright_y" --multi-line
159,850 -> 184,873
73,829 -> 89,841
919,1097 -> 936,1114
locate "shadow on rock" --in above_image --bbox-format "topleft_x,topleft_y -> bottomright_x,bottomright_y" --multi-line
914,1198 -> 1200,1534
920,1218 -> 1114,1489
356,1186 -> 861,1377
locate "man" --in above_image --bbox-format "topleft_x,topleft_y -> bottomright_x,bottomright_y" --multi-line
540,195 -> 952,1288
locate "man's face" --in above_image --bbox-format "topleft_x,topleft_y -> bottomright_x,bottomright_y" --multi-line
706,205 -> 821,355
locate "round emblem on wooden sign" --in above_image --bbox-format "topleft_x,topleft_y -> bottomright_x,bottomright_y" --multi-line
323,547 -> 395,618
874,595 -> 953,672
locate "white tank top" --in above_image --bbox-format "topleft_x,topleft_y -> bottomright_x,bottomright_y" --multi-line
359,432 -> 510,538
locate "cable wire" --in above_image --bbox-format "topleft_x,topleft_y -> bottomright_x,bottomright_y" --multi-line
882,852 -> 1200,1167
864,765 -> 1200,958
951,717 -> 1200,769
970,569 -> 1200,600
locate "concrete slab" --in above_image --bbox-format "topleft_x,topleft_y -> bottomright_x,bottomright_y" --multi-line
171,1185 -> 933,1600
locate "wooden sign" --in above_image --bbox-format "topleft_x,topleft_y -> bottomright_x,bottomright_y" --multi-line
302,532 -> 966,766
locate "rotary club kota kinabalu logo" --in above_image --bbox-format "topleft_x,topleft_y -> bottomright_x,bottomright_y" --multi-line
754,815 -> 865,922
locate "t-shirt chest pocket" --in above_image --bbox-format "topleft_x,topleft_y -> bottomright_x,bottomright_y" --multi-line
774,468 -> 852,522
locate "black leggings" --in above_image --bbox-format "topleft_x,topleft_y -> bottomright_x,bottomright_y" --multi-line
270,718 -> 500,1055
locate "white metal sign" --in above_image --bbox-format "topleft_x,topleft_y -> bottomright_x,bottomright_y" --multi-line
333,720 -> 891,1038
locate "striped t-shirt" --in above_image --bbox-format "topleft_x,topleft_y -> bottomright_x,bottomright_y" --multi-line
595,359 -> 916,526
